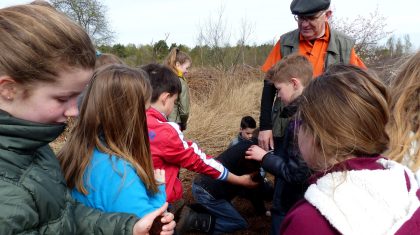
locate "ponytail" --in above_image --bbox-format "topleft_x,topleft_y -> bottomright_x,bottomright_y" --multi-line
164,47 -> 191,75
164,48 -> 178,74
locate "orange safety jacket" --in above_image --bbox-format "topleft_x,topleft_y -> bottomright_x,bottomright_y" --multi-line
261,23 -> 366,76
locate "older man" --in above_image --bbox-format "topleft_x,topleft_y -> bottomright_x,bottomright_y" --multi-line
258,0 -> 365,151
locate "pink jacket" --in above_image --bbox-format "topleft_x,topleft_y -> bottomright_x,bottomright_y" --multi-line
280,156 -> 420,235
146,108 -> 228,203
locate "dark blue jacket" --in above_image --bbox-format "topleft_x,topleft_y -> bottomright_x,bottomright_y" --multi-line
261,100 -> 311,213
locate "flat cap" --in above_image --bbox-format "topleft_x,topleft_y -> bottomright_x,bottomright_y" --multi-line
290,0 -> 330,16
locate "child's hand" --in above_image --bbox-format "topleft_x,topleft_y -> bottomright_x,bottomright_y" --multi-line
160,211 -> 176,235
133,202 -> 176,235
154,169 -> 165,185
239,174 -> 259,188
245,145 -> 268,162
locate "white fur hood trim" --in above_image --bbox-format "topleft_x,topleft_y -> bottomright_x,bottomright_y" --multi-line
304,159 -> 420,235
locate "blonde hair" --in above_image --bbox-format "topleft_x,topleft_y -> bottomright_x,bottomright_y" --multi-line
386,51 -> 420,170
164,47 -> 191,75
95,53 -> 125,69
59,64 -> 158,194
0,4 -> 95,85
265,54 -> 313,86
299,64 -> 389,170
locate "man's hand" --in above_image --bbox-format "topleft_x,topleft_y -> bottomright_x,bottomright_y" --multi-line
245,145 -> 268,162
258,130 -> 274,151
133,202 -> 176,235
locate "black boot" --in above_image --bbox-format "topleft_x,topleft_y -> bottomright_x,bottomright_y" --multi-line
176,205 -> 215,234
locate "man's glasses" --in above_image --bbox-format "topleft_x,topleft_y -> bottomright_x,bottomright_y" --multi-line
294,11 -> 326,22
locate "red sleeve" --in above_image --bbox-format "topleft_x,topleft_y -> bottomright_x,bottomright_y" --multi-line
349,48 -> 366,69
161,123 -> 228,180
261,40 -> 282,72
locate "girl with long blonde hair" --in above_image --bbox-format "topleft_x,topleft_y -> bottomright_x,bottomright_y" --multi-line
386,51 -> 420,175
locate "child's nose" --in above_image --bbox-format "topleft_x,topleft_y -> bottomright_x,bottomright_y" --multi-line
64,99 -> 79,118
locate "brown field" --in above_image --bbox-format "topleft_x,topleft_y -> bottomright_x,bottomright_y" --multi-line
185,66 -> 263,155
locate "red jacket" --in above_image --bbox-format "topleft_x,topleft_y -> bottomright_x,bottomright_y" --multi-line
146,108 -> 228,203
280,156 -> 420,235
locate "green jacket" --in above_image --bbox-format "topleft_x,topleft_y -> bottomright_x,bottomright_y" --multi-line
0,110 -> 138,234
168,76 -> 190,129
279,27 -> 354,67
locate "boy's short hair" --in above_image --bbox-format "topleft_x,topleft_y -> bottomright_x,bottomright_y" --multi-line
265,54 -> 313,86
141,63 -> 181,103
240,116 -> 257,129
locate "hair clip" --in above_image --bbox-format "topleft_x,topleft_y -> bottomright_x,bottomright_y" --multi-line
95,50 -> 102,57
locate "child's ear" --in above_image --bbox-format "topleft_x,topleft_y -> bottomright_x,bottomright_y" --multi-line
290,78 -> 301,89
160,92 -> 171,105
0,76 -> 18,101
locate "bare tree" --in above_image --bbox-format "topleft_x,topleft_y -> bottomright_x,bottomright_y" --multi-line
196,4 -> 231,70
231,18 -> 255,73
331,7 -> 391,63
51,0 -> 114,45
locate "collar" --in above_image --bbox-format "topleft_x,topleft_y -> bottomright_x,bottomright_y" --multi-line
177,70 -> 187,82
147,107 -> 168,122
280,98 -> 300,118
0,110 -> 65,152
237,133 -> 246,141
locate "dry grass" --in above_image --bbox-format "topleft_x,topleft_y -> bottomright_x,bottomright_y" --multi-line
180,66 -> 272,234
184,66 -> 263,156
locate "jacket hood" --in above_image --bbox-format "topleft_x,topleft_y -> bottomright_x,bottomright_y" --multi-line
0,110 -> 65,153
305,158 -> 420,235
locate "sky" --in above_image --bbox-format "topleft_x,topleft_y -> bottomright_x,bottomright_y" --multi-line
1,0 -> 420,49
